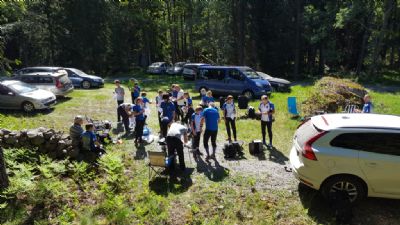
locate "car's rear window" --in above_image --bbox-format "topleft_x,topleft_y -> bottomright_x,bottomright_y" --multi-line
59,75 -> 71,84
330,132 -> 400,156
295,120 -> 323,148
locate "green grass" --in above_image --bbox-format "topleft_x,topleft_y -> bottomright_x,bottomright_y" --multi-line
0,75 -> 399,224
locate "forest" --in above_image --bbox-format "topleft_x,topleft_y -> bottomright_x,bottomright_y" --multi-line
0,0 -> 400,78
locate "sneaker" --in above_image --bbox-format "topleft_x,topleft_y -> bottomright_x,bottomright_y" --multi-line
211,153 -> 216,159
205,155 -> 211,161
263,141 -> 267,146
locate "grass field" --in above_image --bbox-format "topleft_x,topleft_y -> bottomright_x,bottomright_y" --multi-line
0,75 -> 399,224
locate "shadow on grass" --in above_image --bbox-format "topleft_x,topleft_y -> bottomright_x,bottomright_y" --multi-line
149,168 -> 194,196
268,146 -> 288,165
0,108 -> 55,117
195,156 -> 229,182
134,142 -> 148,160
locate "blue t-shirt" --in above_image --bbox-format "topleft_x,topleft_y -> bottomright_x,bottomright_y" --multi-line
142,97 -> 150,104
186,98 -> 193,106
132,104 -> 145,121
133,86 -> 141,97
202,96 -> 215,105
172,90 -> 178,98
160,101 -> 176,122
82,131 -> 96,151
203,107 -> 220,131
362,102 -> 372,113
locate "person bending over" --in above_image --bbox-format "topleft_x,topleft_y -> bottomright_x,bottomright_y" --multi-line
117,103 -> 132,135
201,102 -> 220,161
166,122 -> 189,171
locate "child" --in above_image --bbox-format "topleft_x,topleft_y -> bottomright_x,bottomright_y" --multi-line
362,94 -> 373,113
155,90 -> 164,132
132,97 -> 145,144
191,106 -> 203,156
258,95 -> 275,147
183,92 -> 194,124
141,92 -> 151,123
114,80 -> 125,122
160,93 -> 176,138
202,90 -> 215,107
82,123 -> 106,156
222,95 -> 237,142
127,78 -> 136,103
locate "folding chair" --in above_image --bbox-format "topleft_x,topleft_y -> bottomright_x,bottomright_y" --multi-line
148,151 -> 168,181
287,97 -> 300,117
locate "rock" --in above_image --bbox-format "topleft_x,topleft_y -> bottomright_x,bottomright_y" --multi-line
66,147 -> 80,159
4,135 -> 17,145
27,129 -> 38,138
0,130 -> 3,137
61,134 -> 70,140
43,130 -> 55,140
1,129 -> 11,136
31,133 -> 45,146
57,140 -> 67,151
49,135 -> 60,144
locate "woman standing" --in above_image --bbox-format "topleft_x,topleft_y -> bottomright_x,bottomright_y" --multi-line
222,95 -> 237,142
258,95 -> 275,148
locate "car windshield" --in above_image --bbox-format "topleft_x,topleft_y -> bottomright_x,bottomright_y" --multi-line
151,62 -> 163,67
70,68 -> 87,76
174,62 -> 185,67
9,82 -> 38,94
240,68 -> 260,79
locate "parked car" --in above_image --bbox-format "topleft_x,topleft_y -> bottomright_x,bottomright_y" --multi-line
290,113 -> 400,203
167,62 -> 186,75
182,63 -> 210,80
147,62 -> 171,74
15,66 -> 64,75
14,71 -> 74,97
195,66 -> 272,99
64,68 -> 104,89
0,80 -> 56,112
256,71 -> 291,92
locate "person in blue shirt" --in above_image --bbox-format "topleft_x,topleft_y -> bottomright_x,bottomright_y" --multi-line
82,123 -> 106,157
160,94 -> 176,138
132,97 -> 146,144
182,92 -> 194,124
258,95 -> 275,147
191,106 -> 203,156
132,82 -> 141,103
201,90 -> 215,108
201,102 -> 220,160
362,94 -> 373,113
141,92 -> 151,123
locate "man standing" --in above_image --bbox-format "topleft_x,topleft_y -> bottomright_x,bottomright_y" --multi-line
166,122 -> 189,171
201,102 -> 220,161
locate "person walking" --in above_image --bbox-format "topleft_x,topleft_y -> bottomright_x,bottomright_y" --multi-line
222,95 -> 237,142
258,95 -> 275,147
114,80 -> 125,122
201,102 -> 220,161
166,122 -> 189,171
160,93 -> 176,138
132,97 -> 145,144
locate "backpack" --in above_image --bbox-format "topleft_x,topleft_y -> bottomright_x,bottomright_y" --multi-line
238,95 -> 248,109
223,141 -> 244,159
248,106 -> 256,119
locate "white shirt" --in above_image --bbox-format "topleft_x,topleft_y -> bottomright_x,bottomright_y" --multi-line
259,102 -> 272,122
224,103 -> 235,119
177,89 -> 185,106
167,123 -> 187,140
193,113 -> 202,132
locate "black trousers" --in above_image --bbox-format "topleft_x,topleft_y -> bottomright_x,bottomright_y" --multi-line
158,111 -> 162,132
183,107 -> 195,124
131,92 -> 138,104
192,131 -> 201,150
135,119 -> 145,140
203,130 -> 217,155
225,118 -> 237,140
117,100 -> 124,122
160,120 -> 171,138
261,120 -> 273,144
166,136 -> 185,170
118,106 -> 130,133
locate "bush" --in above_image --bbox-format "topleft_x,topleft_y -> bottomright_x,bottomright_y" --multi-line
302,76 -> 367,116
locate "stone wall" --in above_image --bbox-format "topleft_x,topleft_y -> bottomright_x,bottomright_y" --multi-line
0,127 -> 78,159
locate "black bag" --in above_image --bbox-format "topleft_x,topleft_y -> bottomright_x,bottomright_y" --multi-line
248,106 -> 256,119
223,142 -> 236,158
232,141 -> 244,157
219,96 -> 226,109
249,140 -> 263,155
238,95 -> 248,109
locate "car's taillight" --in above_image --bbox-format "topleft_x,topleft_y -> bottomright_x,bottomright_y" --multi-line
55,79 -> 63,88
302,131 -> 328,161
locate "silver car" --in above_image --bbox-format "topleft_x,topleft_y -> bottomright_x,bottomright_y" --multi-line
14,70 -> 74,97
0,80 -> 57,112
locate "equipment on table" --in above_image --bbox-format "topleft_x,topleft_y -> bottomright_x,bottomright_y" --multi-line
287,97 -> 299,117
249,140 -> 263,155
238,95 -> 248,109
247,106 -> 256,119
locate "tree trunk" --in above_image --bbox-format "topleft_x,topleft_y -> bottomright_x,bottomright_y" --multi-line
318,44 -> 325,75
356,26 -> 370,75
0,147 -> 9,190
166,0 -> 176,63
293,0 -> 302,79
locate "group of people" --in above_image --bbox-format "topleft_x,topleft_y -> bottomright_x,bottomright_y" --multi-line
112,80 -> 276,171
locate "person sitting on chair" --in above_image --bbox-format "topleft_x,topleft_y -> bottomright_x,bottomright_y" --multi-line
69,115 -> 84,152
82,123 -> 106,157
166,122 -> 189,171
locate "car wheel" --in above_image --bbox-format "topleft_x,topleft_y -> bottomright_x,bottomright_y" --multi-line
243,90 -> 254,100
22,101 -> 35,113
81,81 -> 91,89
321,175 -> 366,204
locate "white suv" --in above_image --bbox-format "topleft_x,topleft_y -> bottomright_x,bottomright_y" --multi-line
290,113 -> 400,203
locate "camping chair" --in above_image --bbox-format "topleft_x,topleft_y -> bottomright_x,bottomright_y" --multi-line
287,97 -> 300,117
343,104 -> 359,113
148,151 -> 168,181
